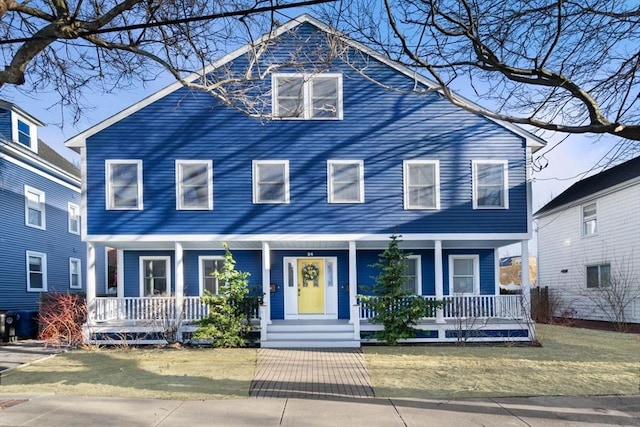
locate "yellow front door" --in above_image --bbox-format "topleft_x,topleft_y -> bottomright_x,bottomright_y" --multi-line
298,259 -> 324,314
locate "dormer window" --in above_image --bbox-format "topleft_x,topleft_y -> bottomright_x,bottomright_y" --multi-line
17,119 -> 31,146
272,73 -> 342,120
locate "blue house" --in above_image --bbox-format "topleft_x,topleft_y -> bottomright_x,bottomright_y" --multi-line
67,15 -> 544,346
0,100 -> 101,330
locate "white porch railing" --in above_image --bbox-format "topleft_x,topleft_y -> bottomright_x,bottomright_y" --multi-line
358,295 -> 525,320
91,296 -> 262,323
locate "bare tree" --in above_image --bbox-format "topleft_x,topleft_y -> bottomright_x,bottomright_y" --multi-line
322,0 -> 640,141
0,0 -> 337,121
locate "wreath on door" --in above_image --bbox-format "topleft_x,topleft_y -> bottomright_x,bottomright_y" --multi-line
302,263 -> 319,282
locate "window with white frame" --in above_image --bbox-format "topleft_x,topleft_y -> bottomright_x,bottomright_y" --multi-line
404,160 -> 440,209
253,160 -> 289,204
17,119 -> 31,146
199,256 -> 224,295
69,258 -> 82,289
402,255 -> 422,294
449,255 -> 479,294
68,202 -> 80,234
273,74 -> 342,120
24,185 -> 45,229
176,160 -> 213,210
327,160 -> 364,203
26,251 -> 47,292
582,203 -> 597,236
140,257 -> 171,296
472,160 -> 508,209
106,160 -> 143,210
586,263 -> 610,289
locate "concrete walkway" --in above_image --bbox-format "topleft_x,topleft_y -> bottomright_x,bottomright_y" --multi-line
250,348 -> 374,399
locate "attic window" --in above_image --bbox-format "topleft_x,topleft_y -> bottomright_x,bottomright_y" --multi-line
17,119 -> 31,146
273,73 -> 342,120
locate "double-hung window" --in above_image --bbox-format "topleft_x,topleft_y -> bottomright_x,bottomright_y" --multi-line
404,160 -> 440,209
26,251 -> 47,292
68,202 -> 80,234
140,256 -> 171,296
402,255 -> 422,294
449,255 -> 480,295
472,160 -> 508,209
586,264 -> 610,289
24,185 -> 45,230
17,119 -> 31,146
69,258 -> 82,289
273,73 -> 343,120
176,160 -> 213,210
582,203 -> 597,236
253,160 -> 289,204
199,256 -> 224,295
327,160 -> 364,203
106,160 -> 143,210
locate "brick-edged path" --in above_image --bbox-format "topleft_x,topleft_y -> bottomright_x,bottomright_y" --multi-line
250,348 -> 375,399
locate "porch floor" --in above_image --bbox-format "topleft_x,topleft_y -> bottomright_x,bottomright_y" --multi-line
250,348 -> 374,399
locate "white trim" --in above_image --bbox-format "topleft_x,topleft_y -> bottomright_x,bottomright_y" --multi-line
580,201 -> 597,237
472,160 -> 509,209
69,257 -> 82,289
0,152 -> 80,190
68,202 -> 80,234
139,256 -> 172,296
24,185 -> 46,230
80,148 -> 88,239
105,159 -> 143,210
283,256 -> 338,319
198,255 -> 224,295
272,73 -> 343,120
175,160 -> 213,210
252,160 -> 290,204
403,160 -> 440,210
405,255 -> 422,294
448,254 -> 480,295
327,160 -> 364,203
64,14 -> 545,150
26,251 -> 47,292
11,111 -> 38,152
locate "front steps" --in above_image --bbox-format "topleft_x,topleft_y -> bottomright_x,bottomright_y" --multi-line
261,319 -> 360,348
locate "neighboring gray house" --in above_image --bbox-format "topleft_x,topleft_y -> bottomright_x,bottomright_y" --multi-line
535,156 -> 640,327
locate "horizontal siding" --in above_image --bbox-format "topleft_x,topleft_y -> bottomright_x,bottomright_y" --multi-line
0,158 -> 90,311
0,109 -> 12,140
537,183 -> 640,323
85,24 -> 528,237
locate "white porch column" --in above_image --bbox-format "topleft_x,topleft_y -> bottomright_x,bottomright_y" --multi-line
86,242 -> 96,323
521,240 -> 536,341
348,241 -> 357,307
174,242 -> 184,324
434,240 -> 445,324
262,242 -> 271,324
116,249 -> 124,298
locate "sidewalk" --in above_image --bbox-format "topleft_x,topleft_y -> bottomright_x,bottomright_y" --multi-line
1,393 -> 639,426
0,341 -> 63,373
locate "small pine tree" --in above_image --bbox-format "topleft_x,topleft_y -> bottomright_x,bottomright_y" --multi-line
367,234 -> 431,345
194,243 -> 251,347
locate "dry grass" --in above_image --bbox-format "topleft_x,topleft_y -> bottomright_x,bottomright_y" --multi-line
0,347 -> 256,400
363,324 -> 640,398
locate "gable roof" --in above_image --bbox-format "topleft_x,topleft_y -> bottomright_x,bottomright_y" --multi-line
534,155 -> 640,217
65,14 -> 546,151
0,99 -> 46,126
37,140 -> 80,177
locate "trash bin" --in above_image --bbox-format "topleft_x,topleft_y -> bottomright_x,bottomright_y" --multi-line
15,310 -> 37,339
0,312 -> 19,343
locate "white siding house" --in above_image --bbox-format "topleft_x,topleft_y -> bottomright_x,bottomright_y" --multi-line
535,156 -> 640,326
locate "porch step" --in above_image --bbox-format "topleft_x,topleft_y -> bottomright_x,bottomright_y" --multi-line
262,320 -> 360,348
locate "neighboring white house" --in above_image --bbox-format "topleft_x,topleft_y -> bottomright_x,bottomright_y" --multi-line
535,156 -> 640,327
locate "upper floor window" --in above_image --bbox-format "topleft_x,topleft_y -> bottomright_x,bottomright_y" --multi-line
24,185 -> 45,230
17,119 -> 31,146
26,251 -> 47,292
176,160 -> 213,210
327,160 -> 364,203
68,202 -> 80,234
106,160 -> 143,210
404,160 -> 440,209
273,73 -> 343,120
472,160 -> 509,209
199,256 -> 224,295
140,256 -> 171,296
582,203 -> 597,236
586,263 -> 610,288
69,258 -> 82,289
253,160 -> 289,204
449,255 -> 480,295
